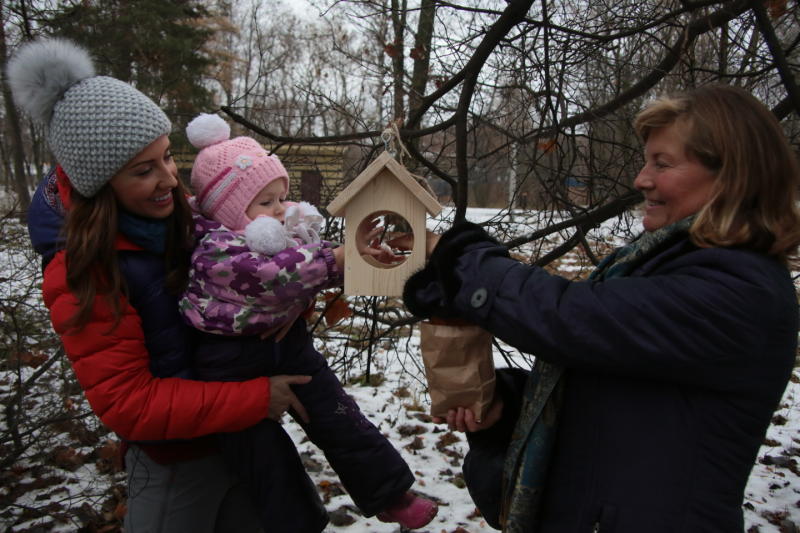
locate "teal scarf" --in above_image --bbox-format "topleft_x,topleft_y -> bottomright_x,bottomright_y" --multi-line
500,216 -> 694,532
118,210 -> 168,254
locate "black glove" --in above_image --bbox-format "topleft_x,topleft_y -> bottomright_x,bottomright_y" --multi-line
403,221 -> 505,318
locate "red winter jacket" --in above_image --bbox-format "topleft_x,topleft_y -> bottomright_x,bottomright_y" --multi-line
42,244 -> 271,443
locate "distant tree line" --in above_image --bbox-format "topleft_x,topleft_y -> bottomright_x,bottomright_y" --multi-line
2,0 -> 798,255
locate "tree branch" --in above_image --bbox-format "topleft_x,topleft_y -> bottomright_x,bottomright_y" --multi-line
454,0 -> 537,222
749,0 -> 800,116
521,0 -> 751,142
503,189 -> 643,249
220,105 -> 456,146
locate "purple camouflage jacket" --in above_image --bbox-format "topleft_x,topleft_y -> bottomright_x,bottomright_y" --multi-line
180,211 -> 343,336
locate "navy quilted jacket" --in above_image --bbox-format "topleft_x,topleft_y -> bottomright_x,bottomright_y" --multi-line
410,224 -> 797,532
27,171 -> 194,378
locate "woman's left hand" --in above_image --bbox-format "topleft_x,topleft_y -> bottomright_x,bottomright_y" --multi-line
268,375 -> 311,423
433,397 -> 504,433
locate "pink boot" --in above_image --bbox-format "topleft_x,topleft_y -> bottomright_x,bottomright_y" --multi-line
376,492 -> 438,529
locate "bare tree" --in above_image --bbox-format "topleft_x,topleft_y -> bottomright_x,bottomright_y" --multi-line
223,0 -> 797,248
3,2 -> 799,529
0,0 -> 33,218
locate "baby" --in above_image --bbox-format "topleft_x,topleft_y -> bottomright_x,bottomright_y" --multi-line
179,113 -> 438,531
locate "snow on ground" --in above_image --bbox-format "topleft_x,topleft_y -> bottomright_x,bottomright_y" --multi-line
263,206 -> 800,531
284,336 -> 499,532
1,207 -> 799,531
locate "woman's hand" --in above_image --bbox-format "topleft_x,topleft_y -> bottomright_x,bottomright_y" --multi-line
336,217 -> 440,268
433,396 -> 504,433
268,375 -> 311,423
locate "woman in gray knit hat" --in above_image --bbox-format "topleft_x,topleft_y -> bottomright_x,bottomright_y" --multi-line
10,37 -> 316,532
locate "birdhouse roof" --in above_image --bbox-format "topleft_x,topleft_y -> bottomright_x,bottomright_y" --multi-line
326,151 -> 442,217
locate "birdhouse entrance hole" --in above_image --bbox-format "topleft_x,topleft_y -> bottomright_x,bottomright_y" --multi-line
357,210 -> 414,269
325,151 -> 442,296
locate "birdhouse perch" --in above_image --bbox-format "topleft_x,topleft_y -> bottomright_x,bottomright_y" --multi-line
326,152 -> 442,296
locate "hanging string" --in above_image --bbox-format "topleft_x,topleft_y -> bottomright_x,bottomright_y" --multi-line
381,120 -> 438,200
381,120 -> 412,165
381,129 -> 395,158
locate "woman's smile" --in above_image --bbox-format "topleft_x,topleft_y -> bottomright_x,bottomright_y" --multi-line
634,123 -> 717,231
151,192 -> 173,204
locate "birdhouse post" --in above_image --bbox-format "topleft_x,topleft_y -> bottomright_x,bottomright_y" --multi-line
326,152 -> 442,296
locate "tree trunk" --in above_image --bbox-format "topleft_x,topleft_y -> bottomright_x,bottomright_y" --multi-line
0,3 -> 32,220
390,0 -> 406,120
408,0 -> 435,115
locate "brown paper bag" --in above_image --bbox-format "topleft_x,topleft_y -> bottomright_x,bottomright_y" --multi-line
419,319 -> 496,421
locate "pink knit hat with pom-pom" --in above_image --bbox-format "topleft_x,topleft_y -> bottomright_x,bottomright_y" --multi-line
186,113 -> 289,231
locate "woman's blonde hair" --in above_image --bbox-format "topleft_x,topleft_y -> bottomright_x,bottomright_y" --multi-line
634,84 -> 800,260
63,180 -> 193,330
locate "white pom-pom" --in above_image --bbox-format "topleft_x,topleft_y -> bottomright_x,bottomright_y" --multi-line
297,201 -> 322,219
6,38 -> 96,125
244,216 -> 292,255
186,113 -> 230,149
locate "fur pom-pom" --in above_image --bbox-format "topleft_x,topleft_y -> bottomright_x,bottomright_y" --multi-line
6,38 -> 95,125
186,113 -> 230,149
244,216 -> 293,255
297,201 -> 322,220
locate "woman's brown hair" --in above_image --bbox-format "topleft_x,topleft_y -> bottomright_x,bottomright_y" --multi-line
634,84 -> 800,261
63,180 -> 194,330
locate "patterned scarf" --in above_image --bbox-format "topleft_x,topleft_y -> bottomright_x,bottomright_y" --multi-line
500,216 -> 694,532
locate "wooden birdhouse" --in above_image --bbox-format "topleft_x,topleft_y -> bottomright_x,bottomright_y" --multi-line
326,151 -> 442,296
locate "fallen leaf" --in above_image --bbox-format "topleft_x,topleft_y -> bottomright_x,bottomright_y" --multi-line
98,440 -> 119,461
766,0 -> 787,18
113,502 -> 127,520
537,139 -> 557,153
323,292 -> 353,326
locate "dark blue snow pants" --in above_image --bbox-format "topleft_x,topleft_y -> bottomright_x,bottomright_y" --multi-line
193,319 -> 414,532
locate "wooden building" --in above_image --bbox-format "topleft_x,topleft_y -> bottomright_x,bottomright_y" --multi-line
175,143 -> 355,208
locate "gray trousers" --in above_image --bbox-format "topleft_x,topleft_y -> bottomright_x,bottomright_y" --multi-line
124,445 -> 264,533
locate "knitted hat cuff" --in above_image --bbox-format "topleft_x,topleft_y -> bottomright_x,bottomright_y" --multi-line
191,137 -> 289,230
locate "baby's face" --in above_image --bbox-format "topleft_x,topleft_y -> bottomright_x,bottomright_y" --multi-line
246,179 -> 287,223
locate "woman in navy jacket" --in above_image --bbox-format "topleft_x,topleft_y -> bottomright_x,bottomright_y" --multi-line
403,85 -> 800,532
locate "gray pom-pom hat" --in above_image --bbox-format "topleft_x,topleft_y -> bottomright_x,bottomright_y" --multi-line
5,37 -> 171,198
